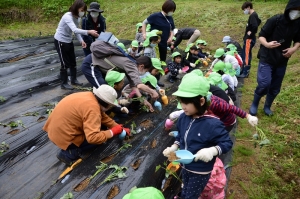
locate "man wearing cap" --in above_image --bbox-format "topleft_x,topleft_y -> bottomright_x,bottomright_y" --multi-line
82,2 -> 106,56
43,85 -> 130,166
170,27 -> 201,50
221,36 -> 243,56
81,40 -> 159,112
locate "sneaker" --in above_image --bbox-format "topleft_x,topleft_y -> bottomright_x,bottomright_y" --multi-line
56,149 -> 80,166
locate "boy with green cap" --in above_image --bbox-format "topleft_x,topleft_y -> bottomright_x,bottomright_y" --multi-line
143,32 -> 159,58
135,22 -> 144,52
196,39 -> 209,58
150,57 -> 165,88
167,51 -> 183,83
127,40 -> 141,58
212,61 -> 235,91
117,42 -> 126,52
163,74 -> 233,199
183,43 -> 200,72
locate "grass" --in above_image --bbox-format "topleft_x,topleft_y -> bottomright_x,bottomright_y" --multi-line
1,0 -> 300,198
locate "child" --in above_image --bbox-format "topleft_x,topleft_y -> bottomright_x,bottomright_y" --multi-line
117,42 -> 126,52
143,32 -> 159,58
208,72 -> 236,103
226,44 -> 243,71
183,44 -> 199,72
167,52 -> 183,83
196,40 -> 209,58
127,40 -> 141,58
212,61 -> 235,91
135,22 -> 144,52
163,75 -> 233,199
224,62 -> 238,90
150,58 -> 165,77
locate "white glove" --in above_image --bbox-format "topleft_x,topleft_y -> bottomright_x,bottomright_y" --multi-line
247,114 -> 258,127
169,110 -> 184,120
119,99 -> 130,106
190,63 -> 196,68
179,69 -> 183,74
194,147 -> 218,162
121,107 -> 129,114
163,144 -> 178,157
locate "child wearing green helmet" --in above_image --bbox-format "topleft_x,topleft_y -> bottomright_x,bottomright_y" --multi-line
167,51 -> 183,83
196,39 -> 209,58
143,32 -> 159,58
212,61 -> 235,91
127,40 -> 142,58
117,42 -> 126,52
135,22 -> 144,52
163,74 -> 233,199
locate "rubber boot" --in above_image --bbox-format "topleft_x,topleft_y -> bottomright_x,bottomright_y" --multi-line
237,65 -> 251,78
264,94 -> 276,116
70,67 -> 83,86
249,93 -> 261,116
60,69 -> 74,90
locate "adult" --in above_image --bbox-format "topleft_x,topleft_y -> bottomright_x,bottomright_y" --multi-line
54,0 -> 99,90
249,0 -> 300,116
43,85 -> 130,166
171,28 -> 201,49
222,36 -> 243,57
239,1 -> 261,78
81,2 -> 106,56
142,0 -> 176,62
81,40 -> 159,112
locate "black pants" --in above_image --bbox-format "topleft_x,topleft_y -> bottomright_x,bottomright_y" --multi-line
54,39 -> 76,69
158,43 -> 167,62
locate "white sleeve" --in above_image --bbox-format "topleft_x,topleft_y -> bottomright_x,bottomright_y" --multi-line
64,14 -> 88,40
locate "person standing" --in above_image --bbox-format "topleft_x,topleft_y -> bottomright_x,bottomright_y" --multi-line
142,0 -> 176,62
82,2 -> 106,56
54,0 -> 99,90
239,1 -> 261,78
249,0 -> 300,116
43,85 -> 130,166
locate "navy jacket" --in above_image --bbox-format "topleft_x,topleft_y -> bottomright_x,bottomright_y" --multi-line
82,14 -> 106,46
258,0 -> 300,67
174,114 -> 233,172
197,48 -> 208,58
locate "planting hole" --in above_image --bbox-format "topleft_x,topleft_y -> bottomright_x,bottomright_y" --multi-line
73,177 -> 90,192
37,116 -> 46,122
107,185 -> 120,199
101,153 -> 117,163
151,139 -> 157,148
140,119 -> 153,129
131,158 -> 142,170
7,129 -> 20,135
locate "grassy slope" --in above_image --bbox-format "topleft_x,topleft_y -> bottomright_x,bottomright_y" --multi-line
1,0 -> 300,198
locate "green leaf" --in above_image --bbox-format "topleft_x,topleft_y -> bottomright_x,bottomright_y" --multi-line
155,165 -> 161,172
60,192 -> 73,199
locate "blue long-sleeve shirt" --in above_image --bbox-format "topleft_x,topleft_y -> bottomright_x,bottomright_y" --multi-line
174,113 -> 233,172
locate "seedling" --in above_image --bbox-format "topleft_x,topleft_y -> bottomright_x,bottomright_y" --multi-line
99,165 -> 128,186
60,192 -> 73,199
23,112 -> 39,116
130,122 -> 137,135
72,86 -> 92,91
155,161 -> 182,183
0,142 -> 9,156
0,96 -> 6,102
129,96 -> 150,112
0,120 -> 25,128
253,126 -> 271,148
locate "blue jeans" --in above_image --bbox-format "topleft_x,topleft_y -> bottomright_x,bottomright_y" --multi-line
255,62 -> 287,97
241,38 -> 256,66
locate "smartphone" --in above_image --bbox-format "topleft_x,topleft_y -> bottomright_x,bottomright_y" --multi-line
277,39 -> 285,44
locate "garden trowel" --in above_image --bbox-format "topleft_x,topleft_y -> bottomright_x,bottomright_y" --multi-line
58,158 -> 82,180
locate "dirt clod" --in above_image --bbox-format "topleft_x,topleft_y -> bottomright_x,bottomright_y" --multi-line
107,185 -> 119,199
140,119 -> 153,129
151,139 -> 157,148
168,152 -> 180,162
131,159 -> 142,170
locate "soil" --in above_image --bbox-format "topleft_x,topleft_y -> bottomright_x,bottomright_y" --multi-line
37,116 -> 46,122
73,177 -> 91,192
139,119 -> 153,129
162,176 -> 172,192
107,185 -> 120,199
101,153 -> 117,163
151,139 -> 157,148
168,152 -> 180,162
131,159 -> 142,170
7,129 -> 20,135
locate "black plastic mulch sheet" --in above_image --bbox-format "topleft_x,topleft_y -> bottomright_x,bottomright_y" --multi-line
0,37 -> 239,199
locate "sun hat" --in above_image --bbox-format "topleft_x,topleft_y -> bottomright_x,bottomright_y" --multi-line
93,85 -> 118,106
151,58 -> 165,75
87,2 -> 104,13
117,42 -> 126,51
191,69 -> 203,77
212,61 -> 226,72
196,40 -> 207,46
143,32 -> 158,47
105,71 -> 125,87
185,43 -> 196,52
214,48 -> 226,58
226,50 -> 235,56
208,72 -> 228,91
131,40 -> 139,48
146,24 -> 151,32
122,187 -> 164,199
136,22 -> 142,33
222,36 -> 231,43
171,52 -> 181,59
173,73 -> 210,97
226,44 -> 236,51
224,63 -> 236,77
151,29 -> 163,36
141,74 -> 157,88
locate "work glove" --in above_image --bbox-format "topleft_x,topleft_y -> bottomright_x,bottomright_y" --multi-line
179,69 -> 184,74
169,110 -> 184,120
119,99 -> 130,106
123,127 -> 131,136
194,147 -> 218,162
110,124 -> 123,136
190,63 -> 196,68
121,107 -> 129,114
247,114 -> 258,127
163,144 -> 179,157
159,89 -> 165,96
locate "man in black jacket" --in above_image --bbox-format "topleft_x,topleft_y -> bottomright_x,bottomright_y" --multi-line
82,2 -> 106,56
170,28 -> 200,51
249,0 -> 300,116
239,1 -> 261,78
